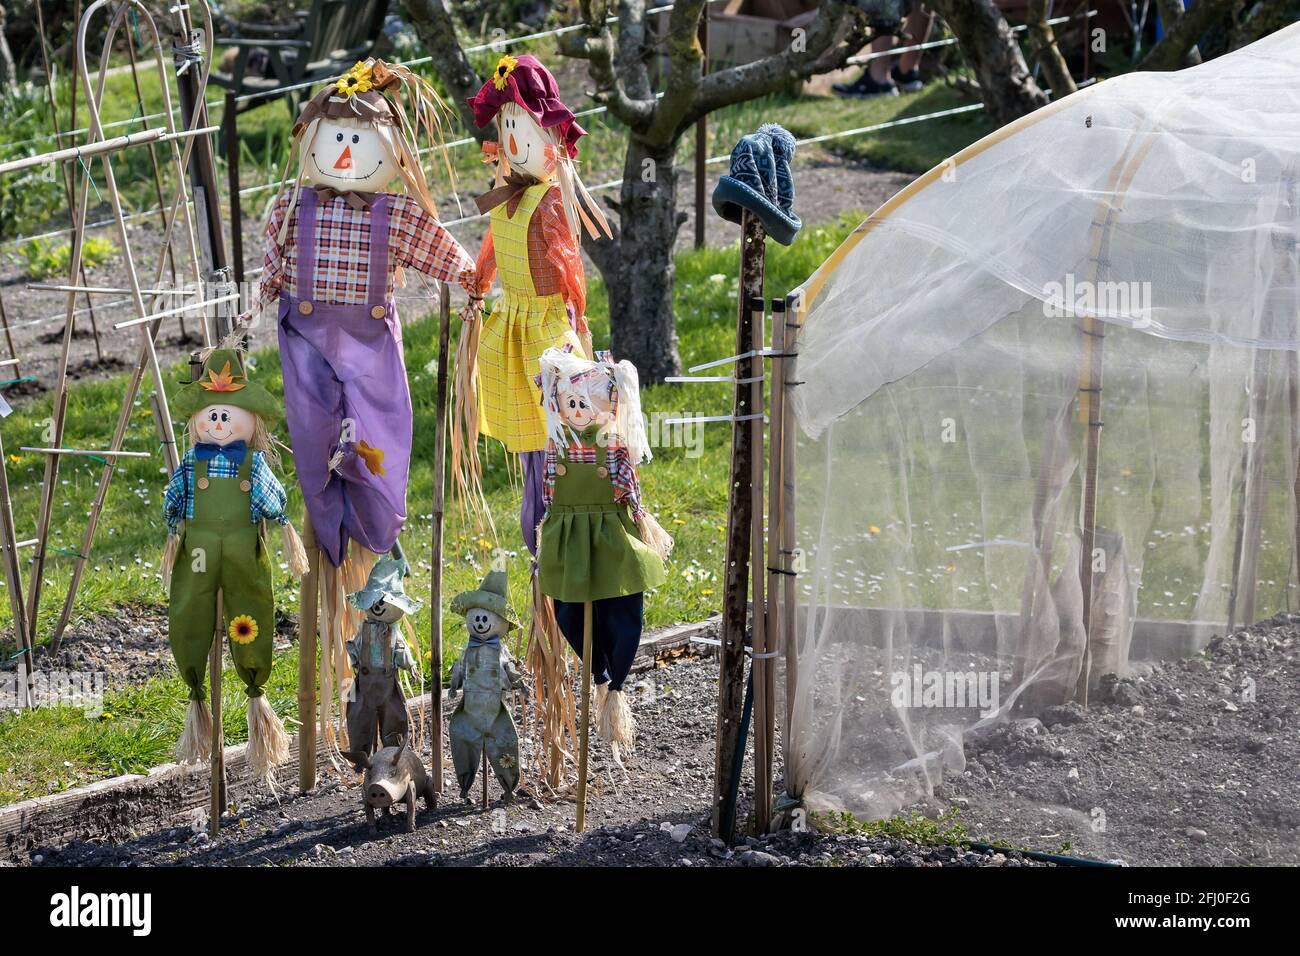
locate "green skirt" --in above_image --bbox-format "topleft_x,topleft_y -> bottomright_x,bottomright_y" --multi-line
538,502 -> 667,604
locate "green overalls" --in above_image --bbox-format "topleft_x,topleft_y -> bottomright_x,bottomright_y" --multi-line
168,455 -> 276,701
537,435 -> 666,604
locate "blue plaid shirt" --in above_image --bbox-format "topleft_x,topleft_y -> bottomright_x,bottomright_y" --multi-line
163,448 -> 289,534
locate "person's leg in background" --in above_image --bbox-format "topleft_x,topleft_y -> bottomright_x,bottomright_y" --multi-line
892,5 -> 936,92
833,33 -> 899,98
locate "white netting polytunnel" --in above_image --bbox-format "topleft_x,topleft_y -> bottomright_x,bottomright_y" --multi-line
783,23 -> 1300,861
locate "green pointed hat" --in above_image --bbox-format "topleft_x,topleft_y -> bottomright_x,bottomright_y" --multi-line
172,348 -> 281,424
450,569 -> 520,630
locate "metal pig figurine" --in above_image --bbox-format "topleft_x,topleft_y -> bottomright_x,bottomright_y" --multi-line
448,570 -> 525,803
342,737 -> 435,831
346,555 -> 420,755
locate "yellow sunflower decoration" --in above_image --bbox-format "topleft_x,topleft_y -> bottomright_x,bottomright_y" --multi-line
335,61 -> 374,97
229,614 -> 259,645
492,54 -> 518,91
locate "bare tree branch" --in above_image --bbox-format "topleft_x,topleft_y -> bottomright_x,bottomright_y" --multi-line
690,0 -> 873,129
1141,0 -> 1236,70
401,0 -> 491,142
558,0 -> 658,130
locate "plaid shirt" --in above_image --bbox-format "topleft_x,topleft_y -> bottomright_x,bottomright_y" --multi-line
163,449 -> 289,534
251,189 -> 475,312
543,427 -> 645,520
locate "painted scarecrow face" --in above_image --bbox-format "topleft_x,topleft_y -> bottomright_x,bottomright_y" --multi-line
366,598 -> 405,625
307,116 -> 396,193
498,102 -> 552,181
466,607 -> 508,640
193,404 -> 256,446
556,376 -> 615,433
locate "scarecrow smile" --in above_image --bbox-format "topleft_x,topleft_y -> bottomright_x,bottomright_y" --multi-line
311,152 -> 384,182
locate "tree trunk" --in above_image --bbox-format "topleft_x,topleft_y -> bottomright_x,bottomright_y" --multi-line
401,0 -> 491,144
929,0 -> 1049,124
0,6 -> 18,88
1026,0 -> 1077,98
1154,0 -> 1204,66
1140,0 -> 1238,70
607,137 -> 683,381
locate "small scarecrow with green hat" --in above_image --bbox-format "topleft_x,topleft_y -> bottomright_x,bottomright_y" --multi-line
448,568 -> 526,803
162,347 -> 309,782
345,553 -> 420,758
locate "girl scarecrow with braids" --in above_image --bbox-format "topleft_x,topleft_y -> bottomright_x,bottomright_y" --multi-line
242,59 -> 476,751
163,348 -> 310,781
536,347 -> 673,767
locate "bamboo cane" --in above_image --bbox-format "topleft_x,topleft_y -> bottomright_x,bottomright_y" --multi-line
430,283 -> 451,795
0,426 -> 33,709
575,600 -> 593,833
44,0 -> 214,652
210,592 -> 224,835
760,297 -> 788,833
481,749 -> 488,809
298,514 -> 319,793
781,294 -> 800,778
0,293 -> 18,377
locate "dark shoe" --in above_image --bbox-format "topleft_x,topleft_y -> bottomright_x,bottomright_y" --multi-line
891,65 -> 925,93
832,73 -> 899,98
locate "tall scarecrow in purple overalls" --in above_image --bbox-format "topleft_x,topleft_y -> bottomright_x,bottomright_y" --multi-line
244,59 -> 476,751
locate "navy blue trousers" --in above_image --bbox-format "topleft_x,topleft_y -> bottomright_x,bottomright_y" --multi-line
553,592 -> 644,691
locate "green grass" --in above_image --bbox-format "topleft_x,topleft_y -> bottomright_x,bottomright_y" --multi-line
0,215 -> 868,804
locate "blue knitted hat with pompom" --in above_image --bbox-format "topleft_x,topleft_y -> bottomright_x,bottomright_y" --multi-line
711,123 -> 802,246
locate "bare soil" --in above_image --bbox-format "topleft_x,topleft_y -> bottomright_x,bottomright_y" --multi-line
17,648 -> 1041,868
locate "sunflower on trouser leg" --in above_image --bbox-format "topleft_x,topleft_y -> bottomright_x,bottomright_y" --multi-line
162,347 -> 310,783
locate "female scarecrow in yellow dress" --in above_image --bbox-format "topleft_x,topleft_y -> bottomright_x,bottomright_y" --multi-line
462,53 -> 611,553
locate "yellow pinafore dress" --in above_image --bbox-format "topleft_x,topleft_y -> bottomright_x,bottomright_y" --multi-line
478,183 -> 587,453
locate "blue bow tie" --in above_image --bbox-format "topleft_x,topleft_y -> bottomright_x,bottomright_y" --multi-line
195,441 -> 248,465
468,635 -> 501,648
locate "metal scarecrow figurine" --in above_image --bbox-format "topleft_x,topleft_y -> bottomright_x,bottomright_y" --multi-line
345,555 -> 421,757
243,58 -> 475,754
448,569 -> 525,803
536,348 -> 673,780
162,348 -> 310,781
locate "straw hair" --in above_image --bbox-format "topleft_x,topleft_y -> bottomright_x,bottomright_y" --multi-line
281,521 -> 310,579
175,699 -> 212,765
538,350 -> 652,463
597,687 -> 636,765
161,531 -> 180,590
246,694 -> 290,783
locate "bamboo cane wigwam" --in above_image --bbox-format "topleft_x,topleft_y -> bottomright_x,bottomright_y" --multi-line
779,24 -> 1300,862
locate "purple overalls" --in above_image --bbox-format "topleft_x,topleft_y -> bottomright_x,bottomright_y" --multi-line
277,190 -> 410,568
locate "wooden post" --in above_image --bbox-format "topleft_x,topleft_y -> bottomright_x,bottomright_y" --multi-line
224,92 -> 245,290
713,210 -> 765,839
430,283 -> 451,795
694,5 -> 709,250
481,750 -> 488,809
209,593 -> 224,835
575,600 -> 594,833
297,515 -> 318,794
748,297 -> 770,832
1075,312 -> 1105,705
0,426 -> 33,709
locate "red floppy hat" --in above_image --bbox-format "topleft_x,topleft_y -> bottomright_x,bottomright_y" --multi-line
468,54 -> 586,159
